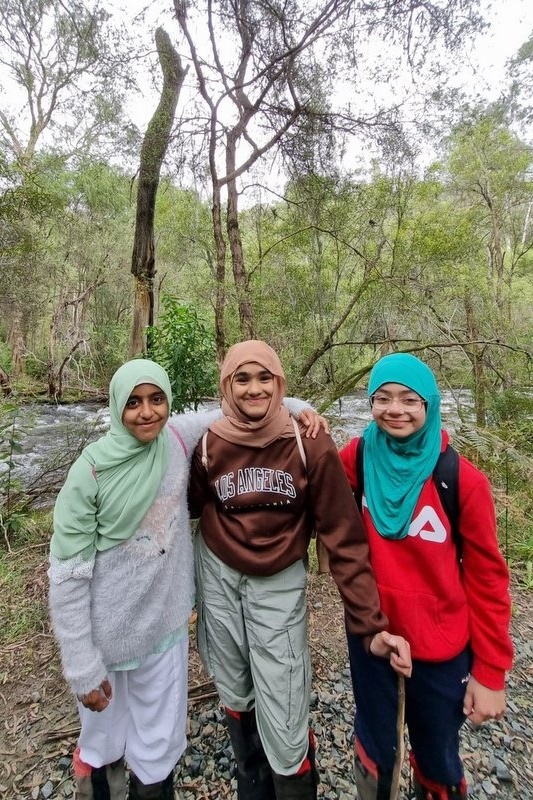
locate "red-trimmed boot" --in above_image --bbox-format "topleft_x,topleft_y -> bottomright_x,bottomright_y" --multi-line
224,707 -> 275,800
128,770 -> 174,800
73,747 -> 127,800
271,730 -> 319,800
353,738 -> 392,800
410,754 -> 468,800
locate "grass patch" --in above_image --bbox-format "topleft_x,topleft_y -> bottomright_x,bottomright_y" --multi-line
307,536 -> 319,573
0,516 -> 51,646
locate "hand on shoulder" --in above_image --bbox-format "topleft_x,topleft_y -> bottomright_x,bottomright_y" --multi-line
299,409 -> 330,438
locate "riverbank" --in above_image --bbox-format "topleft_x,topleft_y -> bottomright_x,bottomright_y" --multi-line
0,552 -> 531,799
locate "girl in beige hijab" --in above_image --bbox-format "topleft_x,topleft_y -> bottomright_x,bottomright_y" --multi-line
189,340 -> 411,800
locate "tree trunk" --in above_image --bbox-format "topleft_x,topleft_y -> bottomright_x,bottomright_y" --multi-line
299,242 -> 385,378
7,312 -> 26,376
0,365 -> 11,397
464,293 -> 487,427
226,133 -> 254,340
47,279 -> 103,400
129,27 -> 188,357
212,184 -> 228,366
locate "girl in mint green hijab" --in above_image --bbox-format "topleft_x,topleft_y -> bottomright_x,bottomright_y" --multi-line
48,357 -> 223,799
362,352 -> 442,539
51,359 -> 172,559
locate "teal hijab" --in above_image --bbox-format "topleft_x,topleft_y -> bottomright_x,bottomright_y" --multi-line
362,353 -> 442,540
51,359 -> 172,559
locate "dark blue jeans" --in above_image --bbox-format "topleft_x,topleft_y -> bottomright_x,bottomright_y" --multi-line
346,633 -> 471,786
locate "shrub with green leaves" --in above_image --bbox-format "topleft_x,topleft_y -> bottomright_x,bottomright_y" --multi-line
0,402 -> 32,547
147,296 -> 217,413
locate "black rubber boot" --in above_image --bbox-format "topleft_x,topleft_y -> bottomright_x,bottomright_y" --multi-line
271,731 -> 319,800
91,766 -> 111,800
106,759 -> 127,800
224,707 -> 275,800
353,740 -> 391,800
128,770 -> 174,800
75,759 -> 126,800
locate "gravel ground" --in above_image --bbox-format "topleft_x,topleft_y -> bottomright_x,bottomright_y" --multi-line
173,577 -> 533,800
1,569 -> 532,799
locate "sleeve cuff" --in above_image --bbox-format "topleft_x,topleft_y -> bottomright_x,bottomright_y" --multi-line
471,658 -> 507,691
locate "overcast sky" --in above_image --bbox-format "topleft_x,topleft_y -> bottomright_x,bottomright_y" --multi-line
1,0 -> 531,187
116,0 -> 533,124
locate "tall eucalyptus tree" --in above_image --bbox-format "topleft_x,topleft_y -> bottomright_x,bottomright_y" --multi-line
173,0 -> 485,361
129,28 -> 188,358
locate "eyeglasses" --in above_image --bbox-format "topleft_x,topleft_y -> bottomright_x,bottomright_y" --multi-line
370,395 -> 426,413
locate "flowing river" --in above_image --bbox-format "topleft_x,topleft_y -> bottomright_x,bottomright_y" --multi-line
3,390 -> 473,506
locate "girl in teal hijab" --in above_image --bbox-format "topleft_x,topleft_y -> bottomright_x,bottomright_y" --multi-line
51,359 -> 172,559
362,352 -> 442,539
339,352 -> 512,800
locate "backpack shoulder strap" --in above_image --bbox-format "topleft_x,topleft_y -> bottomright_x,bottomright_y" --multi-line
201,431 -> 209,469
168,423 -> 188,457
354,437 -> 364,512
433,444 -> 461,558
291,416 -> 307,469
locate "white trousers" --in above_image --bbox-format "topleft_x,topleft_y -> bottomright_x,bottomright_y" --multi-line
77,638 -> 188,784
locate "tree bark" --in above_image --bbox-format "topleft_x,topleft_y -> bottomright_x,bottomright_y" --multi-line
129,27 -> 188,357
7,313 -> 26,376
464,292 -> 487,427
0,365 -> 11,397
226,132 -> 255,339
175,0 -> 337,355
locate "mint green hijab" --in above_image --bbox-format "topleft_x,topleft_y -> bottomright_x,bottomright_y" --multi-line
362,353 -> 442,540
51,359 -> 172,559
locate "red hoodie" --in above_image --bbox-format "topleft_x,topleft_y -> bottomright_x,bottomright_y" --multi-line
338,431 -> 513,690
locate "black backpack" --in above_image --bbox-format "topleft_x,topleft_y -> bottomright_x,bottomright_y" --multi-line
353,438 -> 462,560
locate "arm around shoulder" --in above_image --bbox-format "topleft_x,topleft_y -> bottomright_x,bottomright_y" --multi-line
169,408 -> 222,455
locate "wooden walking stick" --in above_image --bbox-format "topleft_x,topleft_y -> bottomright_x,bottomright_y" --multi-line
390,674 -> 406,800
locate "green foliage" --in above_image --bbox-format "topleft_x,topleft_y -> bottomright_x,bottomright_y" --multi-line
81,322 -> 131,386
147,296 -> 218,413
0,513 -> 51,644
452,419 -> 533,569
0,167 -> 64,229
0,403 -> 32,548
71,160 -> 131,219
0,554 -> 41,643
517,560 -> 533,590
0,340 -> 11,372
487,389 -> 533,430
24,354 -> 49,381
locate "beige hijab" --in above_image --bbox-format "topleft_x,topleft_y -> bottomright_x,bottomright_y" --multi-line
209,340 -> 295,447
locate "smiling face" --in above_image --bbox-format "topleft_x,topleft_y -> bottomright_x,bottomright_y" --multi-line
231,362 -> 275,420
121,383 -> 169,443
371,382 -> 427,438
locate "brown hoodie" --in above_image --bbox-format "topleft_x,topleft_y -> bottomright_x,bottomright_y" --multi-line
189,427 -> 388,640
